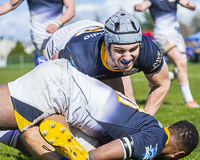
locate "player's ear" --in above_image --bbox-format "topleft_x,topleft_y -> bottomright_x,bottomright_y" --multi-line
173,151 -> 185,159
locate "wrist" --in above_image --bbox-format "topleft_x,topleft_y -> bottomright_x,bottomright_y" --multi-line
54,20 -> 62,28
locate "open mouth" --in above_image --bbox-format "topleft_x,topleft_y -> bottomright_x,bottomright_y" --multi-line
121,60 -> 131,65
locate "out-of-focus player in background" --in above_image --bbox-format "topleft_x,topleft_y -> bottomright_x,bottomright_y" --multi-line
134,0 -> 199,108
0,0 -> 75,65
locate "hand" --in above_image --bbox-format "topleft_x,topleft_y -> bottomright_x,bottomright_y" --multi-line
134,4 -> 142,11
186,1 -> 195,10
46,24 -> 59,33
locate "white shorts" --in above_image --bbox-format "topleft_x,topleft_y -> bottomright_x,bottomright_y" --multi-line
45,19 -> 104,60
8,59 -> 88,132
153,28 -> 186,54
32,38 -> 50,56
8,58 -> 108,134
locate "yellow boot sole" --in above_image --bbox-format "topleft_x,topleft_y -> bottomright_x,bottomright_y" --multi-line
39,120 -> 90,160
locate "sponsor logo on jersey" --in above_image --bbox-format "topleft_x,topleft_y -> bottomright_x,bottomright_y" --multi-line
123,68 -> 139,75
142,144 -> 158,159
84,32 -> 104,40
94,74 -> 106,78
150,51 -> 162,72
74,26 -> 104,37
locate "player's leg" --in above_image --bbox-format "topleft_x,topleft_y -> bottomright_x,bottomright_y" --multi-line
0,130 -> 19,147
20,114 -> 70,160
167,47 -> 199,108
39,117 -> 90,160
167,47 -> 188,83
33,40 -> 48,66
0,84 -> 18,130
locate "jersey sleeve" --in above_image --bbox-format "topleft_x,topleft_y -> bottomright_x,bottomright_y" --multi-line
136,35 -> 164,74
130,125 -> 167,159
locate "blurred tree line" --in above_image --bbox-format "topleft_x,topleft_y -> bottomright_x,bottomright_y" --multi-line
10,41 -> 27,55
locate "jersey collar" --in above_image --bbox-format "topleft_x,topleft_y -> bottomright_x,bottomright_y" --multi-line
100,42 -> 121,72
164,127 -> 170,146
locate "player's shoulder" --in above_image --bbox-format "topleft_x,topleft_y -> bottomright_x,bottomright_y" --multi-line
141,34 -> 159,52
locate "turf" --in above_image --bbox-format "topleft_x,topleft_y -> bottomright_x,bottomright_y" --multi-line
0,63 -> 199,160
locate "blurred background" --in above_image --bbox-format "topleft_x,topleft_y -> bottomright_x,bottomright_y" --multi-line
0,0 -> 200,67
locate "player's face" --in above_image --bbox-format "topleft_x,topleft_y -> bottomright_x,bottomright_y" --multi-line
109,43 -> 140,72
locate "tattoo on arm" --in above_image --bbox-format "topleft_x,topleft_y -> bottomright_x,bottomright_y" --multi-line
42,145 -> 52,151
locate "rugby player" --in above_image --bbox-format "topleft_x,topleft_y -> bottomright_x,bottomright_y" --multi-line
45,11 -> 171,116
134,0 -> 199,108
0,59 -> 198,160
0,10 -> 171,156
0,0 -> 75,65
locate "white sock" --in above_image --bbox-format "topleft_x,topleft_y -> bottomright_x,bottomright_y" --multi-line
0,130 -> 19,148
169,71 -> 175,80
179,83 -> 194,104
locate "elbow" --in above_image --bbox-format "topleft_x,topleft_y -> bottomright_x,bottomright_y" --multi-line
70,6 -> 75,18
70,7 -> 75,18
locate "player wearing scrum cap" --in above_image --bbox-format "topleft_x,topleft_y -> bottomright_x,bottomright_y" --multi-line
0,11 -> 171,155
46,11 -> 170,116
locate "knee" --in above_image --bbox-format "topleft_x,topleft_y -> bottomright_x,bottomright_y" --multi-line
176,56 -> 187,72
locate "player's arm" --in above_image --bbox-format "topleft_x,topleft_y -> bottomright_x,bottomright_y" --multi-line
134,0 -> 152,12
59,0 -> 75,25
101,76 -> 136,102
144,62 -> 171,116
0,0 -> 23,15
89,139 -> 125,160
46,0 -> 75,33
179,0 -> 195,10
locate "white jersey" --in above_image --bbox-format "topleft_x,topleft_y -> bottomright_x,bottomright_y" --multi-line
45,19 -> 104,59
8,59 -> 124,137
26,0 -> 64,54
147,0 -> 185,53
8,59 -> 168,159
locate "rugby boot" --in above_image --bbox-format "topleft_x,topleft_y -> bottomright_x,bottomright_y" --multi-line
39,120 -> 90,160
185,101 -> 199,108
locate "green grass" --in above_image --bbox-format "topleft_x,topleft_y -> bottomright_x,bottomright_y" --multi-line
0,63 -> 200,159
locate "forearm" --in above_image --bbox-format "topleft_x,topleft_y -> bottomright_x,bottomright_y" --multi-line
144,84 -> 169,116
58,8 -> 75,25
0,1 -> 13,15
134,1 -> 152,12
144,61 -> 171,116
59,0 -> 75,25
179,0 -> 195,10
89,139 -> 124,160
0,0 -> 23,15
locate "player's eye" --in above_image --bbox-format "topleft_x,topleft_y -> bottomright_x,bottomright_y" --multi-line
114,49 -> 125,54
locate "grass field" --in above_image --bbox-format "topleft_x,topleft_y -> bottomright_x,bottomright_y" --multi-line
0,63 -> 200,160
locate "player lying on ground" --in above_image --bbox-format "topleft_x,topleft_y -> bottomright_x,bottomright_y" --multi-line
0,59 -> 198,160
0,11 -> 172,156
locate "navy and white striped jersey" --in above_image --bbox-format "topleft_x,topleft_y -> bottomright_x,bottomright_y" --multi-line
148,0 -> 180,30
27,0 -> 64,43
